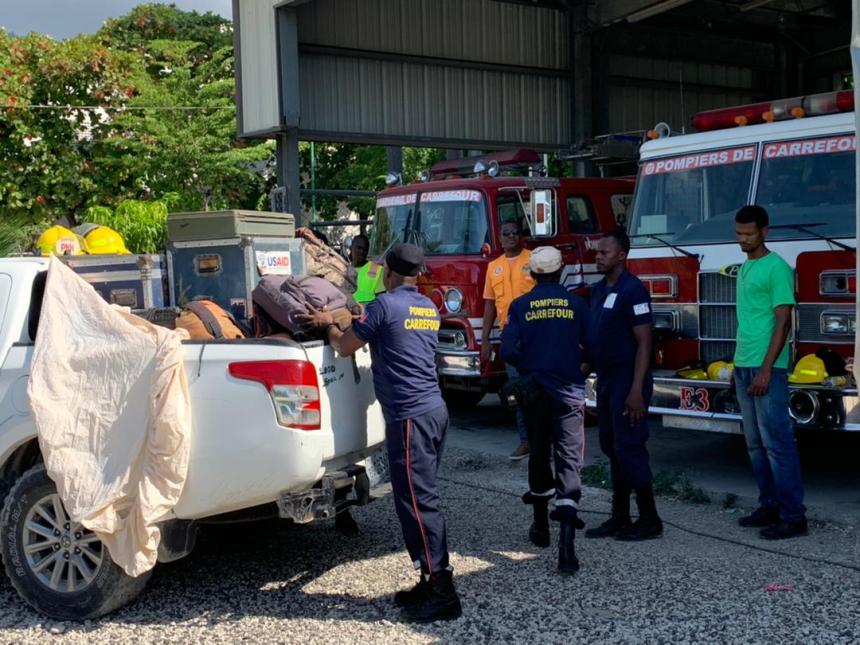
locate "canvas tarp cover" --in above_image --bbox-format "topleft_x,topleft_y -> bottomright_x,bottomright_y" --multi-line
28,257 -> 192,576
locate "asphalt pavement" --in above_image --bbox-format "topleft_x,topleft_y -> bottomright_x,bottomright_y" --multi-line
0,403 -> 858,643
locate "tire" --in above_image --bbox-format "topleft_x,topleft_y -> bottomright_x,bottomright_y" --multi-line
442,388 -> 486,410
0,465 -> 151,620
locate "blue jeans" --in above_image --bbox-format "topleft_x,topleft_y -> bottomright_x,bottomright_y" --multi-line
505,363 -> 529,442
734,367 -> 806,522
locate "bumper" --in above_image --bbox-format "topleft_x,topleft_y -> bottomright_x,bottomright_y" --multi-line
585,372 -> 860,433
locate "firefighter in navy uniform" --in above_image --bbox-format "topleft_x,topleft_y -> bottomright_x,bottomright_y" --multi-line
500,247 -> 590,574
298,242 -> 461,623
585,230 -> 662,542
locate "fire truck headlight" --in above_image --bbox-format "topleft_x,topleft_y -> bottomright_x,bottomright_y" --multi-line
821,312 -> 855,336
444,288 -> 464,314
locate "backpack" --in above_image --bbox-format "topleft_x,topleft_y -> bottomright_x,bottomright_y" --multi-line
252,275 -> 354,339
175,298 -> 246,341
296,227 -> 357,296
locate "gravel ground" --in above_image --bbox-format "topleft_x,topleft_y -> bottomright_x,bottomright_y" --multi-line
1,447 -> 859,644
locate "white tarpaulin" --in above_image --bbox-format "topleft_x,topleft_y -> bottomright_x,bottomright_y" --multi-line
28,257 -> 191,576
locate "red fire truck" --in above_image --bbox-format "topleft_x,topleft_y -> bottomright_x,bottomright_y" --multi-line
371,149 -> 634,406
607,90 -> 857,433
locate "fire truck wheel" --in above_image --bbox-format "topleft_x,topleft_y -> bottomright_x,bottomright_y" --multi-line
442,388 -> 485,410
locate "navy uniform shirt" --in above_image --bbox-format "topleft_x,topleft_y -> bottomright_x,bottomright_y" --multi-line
586,270 -> 653,374
351,285 -> 445,424
500,282 -> 590,405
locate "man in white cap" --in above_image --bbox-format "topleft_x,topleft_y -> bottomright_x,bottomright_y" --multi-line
500,246 -> 590,574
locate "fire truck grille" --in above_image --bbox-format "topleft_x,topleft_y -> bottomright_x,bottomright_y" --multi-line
700,341 -> 736,365
698,272 -> 737,365
698,272 -> 736,304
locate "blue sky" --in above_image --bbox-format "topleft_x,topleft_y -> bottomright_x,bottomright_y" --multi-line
1,0 -> 231,39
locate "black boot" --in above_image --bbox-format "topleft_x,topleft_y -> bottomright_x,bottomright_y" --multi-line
616,485 -> 663,541
401,570 -> 463,623
334,509 -> 360,537
557,520 -> 579,575
394,576 -> 430,607
585,486 -> 632,539
522,492 -> 551,547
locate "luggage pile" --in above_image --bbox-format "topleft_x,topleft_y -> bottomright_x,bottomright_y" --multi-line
165,210 -> 357,342
34,210 -> 357,342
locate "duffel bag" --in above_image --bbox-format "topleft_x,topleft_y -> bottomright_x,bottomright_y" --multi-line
175,298 -> 246,340
253,275 -> 356,339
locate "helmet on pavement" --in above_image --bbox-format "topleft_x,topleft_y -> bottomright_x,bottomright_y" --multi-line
788,354 -> 828,384
83,226 -> 130,255
36,225 -> 87,256
707,360 -> 734,381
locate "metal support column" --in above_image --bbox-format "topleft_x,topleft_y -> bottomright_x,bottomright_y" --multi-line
276,6 -> 302,223
277,130 -> 302,223
386,146 -> 403,175
572,3 -> 594,178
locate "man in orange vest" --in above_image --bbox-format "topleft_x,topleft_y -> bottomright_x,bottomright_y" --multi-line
480,220 -> 536,460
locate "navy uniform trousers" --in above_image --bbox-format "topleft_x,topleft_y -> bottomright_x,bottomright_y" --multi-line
386,404 -> 450,575
595,368 -> 654,490
522,386 -> 585,507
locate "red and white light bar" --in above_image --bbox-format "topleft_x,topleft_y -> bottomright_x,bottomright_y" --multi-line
430,149 -> 542,179
692,90 -> 854,132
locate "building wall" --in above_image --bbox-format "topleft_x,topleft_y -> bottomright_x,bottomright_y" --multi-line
293,0 -> 572,148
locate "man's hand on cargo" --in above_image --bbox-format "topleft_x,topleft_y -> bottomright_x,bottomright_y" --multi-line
748,366 -> 771,396
297,303 -> 334,329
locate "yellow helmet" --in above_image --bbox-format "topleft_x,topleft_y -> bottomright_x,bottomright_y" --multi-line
36,226 -> 87,256
83,226 -> 130,255
677,365 -> 708,380
707,360 -> 734,381
789,354 -> 828,384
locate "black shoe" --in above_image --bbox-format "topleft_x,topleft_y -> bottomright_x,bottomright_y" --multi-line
738,506 -> 780,528
558,521 -> 579,575
526,495 -> 550,547
615,517 -> 663,541
760,518 -> 808,541
529,522 -> 550,548
585,516 -> 631,539
394,577 -> 430,608
334,510 -> 360,537
401,571 -> 463,623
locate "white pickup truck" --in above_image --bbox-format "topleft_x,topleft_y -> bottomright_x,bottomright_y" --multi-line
0,258 -> 387,620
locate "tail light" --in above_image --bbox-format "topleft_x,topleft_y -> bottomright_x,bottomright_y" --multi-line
229,360 -> 321,430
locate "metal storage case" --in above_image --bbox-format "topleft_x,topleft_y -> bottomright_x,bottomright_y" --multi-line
167,237 -> 305,322
60,254 -> 168,309
167,210 -> 295,241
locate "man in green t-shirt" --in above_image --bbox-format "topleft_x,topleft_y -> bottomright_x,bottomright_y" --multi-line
733,205 -> 806,540
351,234 -> 385,304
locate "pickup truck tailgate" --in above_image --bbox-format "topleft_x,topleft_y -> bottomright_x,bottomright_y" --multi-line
302,341 -> 385,464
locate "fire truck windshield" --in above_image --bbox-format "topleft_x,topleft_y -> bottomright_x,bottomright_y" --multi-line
629,148 -> 755,247
630,137 -> 856,247
373,191 -> 489,257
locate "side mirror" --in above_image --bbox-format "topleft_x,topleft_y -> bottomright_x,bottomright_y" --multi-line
341,235 -> 354,259
528,189 -> 553,237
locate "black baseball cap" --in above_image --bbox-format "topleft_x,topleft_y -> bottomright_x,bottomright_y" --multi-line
385,242 -> 424,277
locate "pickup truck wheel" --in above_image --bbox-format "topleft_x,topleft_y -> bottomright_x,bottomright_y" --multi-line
0,465 -> 151,620
442,388 -> 485,410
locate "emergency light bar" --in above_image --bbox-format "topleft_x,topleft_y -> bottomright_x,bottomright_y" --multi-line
692,90 -> 854,132
429,149 -> 542,179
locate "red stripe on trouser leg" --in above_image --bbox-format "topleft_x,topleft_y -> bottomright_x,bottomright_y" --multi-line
405,419 -> 435,575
